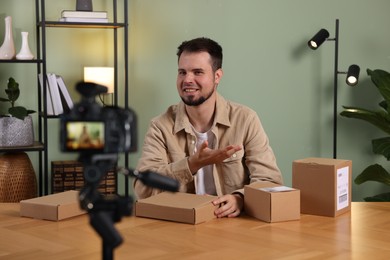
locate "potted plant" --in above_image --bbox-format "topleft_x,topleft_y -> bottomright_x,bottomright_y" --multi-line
0,77 -> 36,147
340,69 -> 390,201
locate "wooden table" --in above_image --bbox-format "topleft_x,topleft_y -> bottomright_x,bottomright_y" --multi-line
0,202 -> 389,259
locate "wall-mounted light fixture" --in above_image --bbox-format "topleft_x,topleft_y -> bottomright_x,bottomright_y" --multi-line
308,19 -> 360,159
84,66 -> 115,105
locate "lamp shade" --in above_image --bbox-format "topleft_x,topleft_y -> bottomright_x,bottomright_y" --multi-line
84,67 -> 114,93
346,64 -> 360,86
308,29 -> 330,50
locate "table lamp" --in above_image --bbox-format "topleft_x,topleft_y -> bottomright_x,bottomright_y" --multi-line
84,66 -> 114,105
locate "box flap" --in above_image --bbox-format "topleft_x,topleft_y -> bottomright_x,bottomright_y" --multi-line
136,192 -> 216,209
294,157 -> 351,166
20,190 -> 80,206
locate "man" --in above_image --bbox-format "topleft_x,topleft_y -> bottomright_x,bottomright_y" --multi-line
134,37 -> 283,218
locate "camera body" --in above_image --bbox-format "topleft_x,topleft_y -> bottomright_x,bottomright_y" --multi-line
60,82 -> 137,154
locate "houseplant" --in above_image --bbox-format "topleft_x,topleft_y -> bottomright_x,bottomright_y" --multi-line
340,69 -> 390,201
0,77 -> 36,146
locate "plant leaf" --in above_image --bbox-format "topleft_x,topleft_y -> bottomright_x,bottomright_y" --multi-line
5,86 -> 20,102
367,69 -> 390,112
27,109 -> 36,115
340,106 -> 390,135
372,137 -> 390,160
364,192 -> 390,202
9,106 -> 28,120
354,164 -> 390,186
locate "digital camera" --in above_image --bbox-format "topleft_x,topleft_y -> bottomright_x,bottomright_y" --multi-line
60,82 -> 137,154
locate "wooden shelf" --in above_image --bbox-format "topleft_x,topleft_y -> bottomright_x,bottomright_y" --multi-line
0,141 -> 44,152
38,21 -> 126,29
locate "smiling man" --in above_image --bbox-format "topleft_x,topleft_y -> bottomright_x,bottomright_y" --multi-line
134,37 -> 283,218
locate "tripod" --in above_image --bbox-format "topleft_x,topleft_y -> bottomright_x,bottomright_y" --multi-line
79,154 -> 132,260
78,153 -> 179,260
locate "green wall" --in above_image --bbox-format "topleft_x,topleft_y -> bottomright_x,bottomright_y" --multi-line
1,0 -> 390,201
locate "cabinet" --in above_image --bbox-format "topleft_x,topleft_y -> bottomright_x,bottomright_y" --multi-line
37,0 -> 129,196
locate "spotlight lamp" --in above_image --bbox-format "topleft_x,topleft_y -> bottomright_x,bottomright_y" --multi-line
308,29 -> 330,50
346,64 -> 360,86
307,19 -> 360,159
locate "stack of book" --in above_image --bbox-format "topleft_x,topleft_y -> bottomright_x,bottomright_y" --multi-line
51,160 -> 117,195
59,10 -> 108,23
39,73 -> 74,116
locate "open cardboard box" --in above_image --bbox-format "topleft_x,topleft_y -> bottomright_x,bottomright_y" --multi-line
292,157 -> 352,217
244,181 -> 300,223
20,190 -> 86,221
135,192 -> 218,224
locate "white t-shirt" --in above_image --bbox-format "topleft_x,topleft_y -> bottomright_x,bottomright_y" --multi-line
192,127 -> 217,195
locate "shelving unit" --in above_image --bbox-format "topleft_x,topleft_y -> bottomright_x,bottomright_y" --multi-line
33,0 -> 129,196
0,55 -> 44,196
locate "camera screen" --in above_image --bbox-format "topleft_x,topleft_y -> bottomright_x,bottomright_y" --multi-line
65,121 -> 105,151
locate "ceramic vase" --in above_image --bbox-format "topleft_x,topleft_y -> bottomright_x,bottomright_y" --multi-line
0,115 -> 34,147
0,16 -> 16,60
16,32 -> 34,60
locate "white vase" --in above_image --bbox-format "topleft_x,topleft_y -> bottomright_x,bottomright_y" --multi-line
16,31 -> 34,60
0,16 -> 16,60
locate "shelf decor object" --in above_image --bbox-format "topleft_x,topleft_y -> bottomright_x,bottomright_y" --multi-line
16,32 -> 34,60
0,77 -> 35,147
0,152 -> 37,202
76,0 -> 93,11
0,16 -> 16,60
307,19 -> 360,159
0,115 -> 34,147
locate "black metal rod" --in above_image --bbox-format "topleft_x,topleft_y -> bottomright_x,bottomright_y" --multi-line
333,19 -> 339,159
124,0 -> 130,197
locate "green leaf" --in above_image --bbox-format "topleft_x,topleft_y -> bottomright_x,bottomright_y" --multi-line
367,69 -> 390,111
372,137 -> 390,160
27,109 -> 36,115
364,192 -> 390,202
354,164 -> 390,186
0,97 -> 10,102
5,88 -> 19,103
379,100 -> 388,110
9,106 -> 28,120
340,106 -> 390,135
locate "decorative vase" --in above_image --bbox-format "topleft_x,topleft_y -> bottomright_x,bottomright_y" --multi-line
0,16 -> 16,60
16,31 -> 34,60
0,115 -> 34,147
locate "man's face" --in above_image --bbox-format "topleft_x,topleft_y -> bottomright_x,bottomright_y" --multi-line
177,51 -> 222,106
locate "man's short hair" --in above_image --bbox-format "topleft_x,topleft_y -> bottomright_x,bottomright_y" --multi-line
177,37 -> 223,71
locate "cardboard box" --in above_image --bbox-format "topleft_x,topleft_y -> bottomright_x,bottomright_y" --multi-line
20,190 -> 86,221
244,181 -> 300,223
135,192 -> 218,224
292,157 -> 352,217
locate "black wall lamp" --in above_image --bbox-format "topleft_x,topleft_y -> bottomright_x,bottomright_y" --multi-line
308,19 -> 360,159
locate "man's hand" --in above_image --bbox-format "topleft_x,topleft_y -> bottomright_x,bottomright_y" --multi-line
212,194 -> 244,218
188,141 -> 242,174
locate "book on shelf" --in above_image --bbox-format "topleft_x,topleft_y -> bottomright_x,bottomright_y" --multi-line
38,73 -> 54,116
61,10 -> 108,19
47,73 -> 64,115
59,17 -> 108,23
56,75 -> 74,112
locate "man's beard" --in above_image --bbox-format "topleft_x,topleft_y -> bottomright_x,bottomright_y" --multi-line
181,87 -> 215,106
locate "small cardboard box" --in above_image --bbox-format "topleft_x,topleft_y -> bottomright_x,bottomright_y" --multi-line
292,157 -> 352,217
20,190 -> 86,221
244,181 -> 300,223
135,192 -> 218,224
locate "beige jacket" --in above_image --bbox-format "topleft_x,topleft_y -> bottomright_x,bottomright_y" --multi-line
134,93 -> 283,199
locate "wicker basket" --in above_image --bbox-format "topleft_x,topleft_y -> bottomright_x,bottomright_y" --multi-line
0,152 -> 37,202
